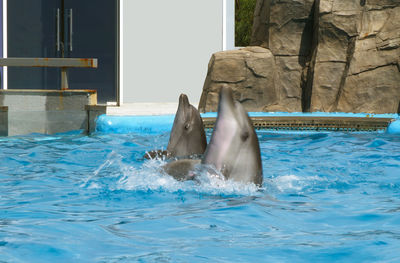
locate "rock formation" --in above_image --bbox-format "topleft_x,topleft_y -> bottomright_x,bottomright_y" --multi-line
198,46 -> 279,112
199,0 -> 400,114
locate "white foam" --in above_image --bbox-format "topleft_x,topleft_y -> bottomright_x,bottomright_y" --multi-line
83,155 -> 261,196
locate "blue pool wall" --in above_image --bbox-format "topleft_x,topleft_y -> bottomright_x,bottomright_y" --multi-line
96,114 -> 176,134
388,118 -> 400,134
96,112 -> 400,135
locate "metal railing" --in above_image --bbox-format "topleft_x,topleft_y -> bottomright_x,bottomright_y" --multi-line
0,58 -> 98,90
202,116 -> 395,132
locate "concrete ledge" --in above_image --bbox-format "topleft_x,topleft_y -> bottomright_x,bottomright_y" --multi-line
0,90 -> 97,111
106,103 -> 179,116
0,90 -> 100,136
6,111 -> 87,135
0,106 -> 8,136
86,105 -> 107,134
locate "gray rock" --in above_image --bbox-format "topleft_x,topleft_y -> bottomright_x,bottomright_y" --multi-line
268,0 -> 315,56
271,56 -> 304,112
198,47 -> 277,112
199,0 -> 400,114
309,0 -> 400,113
336,65 -> 400,113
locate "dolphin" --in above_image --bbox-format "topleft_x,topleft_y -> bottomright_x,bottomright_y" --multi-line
164,86 -> 263,186
166,93 -> 207,157
145,93 -> 207,159
202,86 -> 263,186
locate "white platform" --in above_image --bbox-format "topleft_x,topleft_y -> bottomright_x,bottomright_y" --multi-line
107,103 -> 185,116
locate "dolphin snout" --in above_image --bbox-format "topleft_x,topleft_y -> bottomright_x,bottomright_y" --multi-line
179,94 -> 190,108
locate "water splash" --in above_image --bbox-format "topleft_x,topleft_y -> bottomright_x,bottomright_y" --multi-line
82,154 -> 261,196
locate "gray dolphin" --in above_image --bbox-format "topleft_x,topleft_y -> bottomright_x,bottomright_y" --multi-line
145,93 -> 207,160
166,94 -> 207,158
202,86 -> 263,186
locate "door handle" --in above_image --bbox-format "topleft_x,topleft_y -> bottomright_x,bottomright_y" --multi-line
56,8 -> 60,52
69,9 -> 73,52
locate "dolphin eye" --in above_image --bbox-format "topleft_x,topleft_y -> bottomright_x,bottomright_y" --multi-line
241,131 -> 249,141
184,123 -> 190,130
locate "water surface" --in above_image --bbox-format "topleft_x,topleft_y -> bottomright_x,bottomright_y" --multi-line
0,131 -> 400,262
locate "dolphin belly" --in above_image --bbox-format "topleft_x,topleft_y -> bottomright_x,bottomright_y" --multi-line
202,86 -> 263,186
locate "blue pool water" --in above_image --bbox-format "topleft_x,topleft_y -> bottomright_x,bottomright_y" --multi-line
1,130 -> 400,262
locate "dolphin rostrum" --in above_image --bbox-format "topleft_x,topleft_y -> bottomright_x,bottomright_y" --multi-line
202,86 -> 263,186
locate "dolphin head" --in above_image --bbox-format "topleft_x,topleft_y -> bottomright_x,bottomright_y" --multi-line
167,94 -> 207,158
202,86 -> 263,186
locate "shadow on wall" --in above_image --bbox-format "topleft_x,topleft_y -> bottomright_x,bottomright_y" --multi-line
299,1 -> 316,112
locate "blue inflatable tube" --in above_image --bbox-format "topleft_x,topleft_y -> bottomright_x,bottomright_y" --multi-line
96,114 -> 175,134
388,118 -> 400,134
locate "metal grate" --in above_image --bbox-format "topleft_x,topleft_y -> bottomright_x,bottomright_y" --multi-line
202,116 -> 394,132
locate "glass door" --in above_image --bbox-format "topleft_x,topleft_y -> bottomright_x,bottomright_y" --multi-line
63,0 -> 117,103
7,0 -> 60,91
7,0 -> 118,103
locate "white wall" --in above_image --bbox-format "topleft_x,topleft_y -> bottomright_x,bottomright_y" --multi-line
122,0 -> 223,104
223,0 -> 235,50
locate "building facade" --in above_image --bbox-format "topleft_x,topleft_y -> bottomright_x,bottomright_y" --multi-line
1,0 -> 236,105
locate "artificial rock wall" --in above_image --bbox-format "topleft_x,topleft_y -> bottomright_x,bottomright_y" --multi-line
199,0 -> 400,113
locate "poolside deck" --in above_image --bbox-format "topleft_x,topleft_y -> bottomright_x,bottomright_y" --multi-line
107,103 -> 179,116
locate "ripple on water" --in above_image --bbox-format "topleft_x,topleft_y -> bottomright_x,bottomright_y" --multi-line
0,131 -> 400,262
